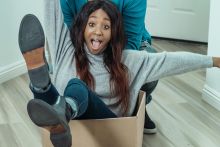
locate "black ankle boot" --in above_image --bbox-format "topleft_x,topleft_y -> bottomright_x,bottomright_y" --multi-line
27,96 -> 73,147
144,111 -> 157,134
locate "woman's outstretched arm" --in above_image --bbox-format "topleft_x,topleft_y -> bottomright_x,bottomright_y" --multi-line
123,50 -> 219,84
44,0 -> 74,68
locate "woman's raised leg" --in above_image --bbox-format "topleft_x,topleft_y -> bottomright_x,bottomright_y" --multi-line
18,14 -> 74,147
64,78 -> 117,120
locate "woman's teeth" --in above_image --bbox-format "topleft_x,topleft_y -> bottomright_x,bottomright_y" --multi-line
92,40 -> 101,49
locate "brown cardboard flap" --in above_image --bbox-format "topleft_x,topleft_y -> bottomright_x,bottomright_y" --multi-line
137,90 -> 145,117
136,91 -> 146,147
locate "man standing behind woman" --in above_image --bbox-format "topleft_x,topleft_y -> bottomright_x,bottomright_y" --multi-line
60,0 -> 158,134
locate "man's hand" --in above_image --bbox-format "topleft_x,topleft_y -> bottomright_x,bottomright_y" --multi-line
213,57 -> 220,67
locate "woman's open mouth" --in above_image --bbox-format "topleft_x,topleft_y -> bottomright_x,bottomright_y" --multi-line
91,39 -> 102,50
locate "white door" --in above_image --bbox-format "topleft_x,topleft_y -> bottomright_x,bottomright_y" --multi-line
145,0 -> 210,42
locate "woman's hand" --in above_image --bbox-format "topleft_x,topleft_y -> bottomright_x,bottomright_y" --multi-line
213,57 -> 220,67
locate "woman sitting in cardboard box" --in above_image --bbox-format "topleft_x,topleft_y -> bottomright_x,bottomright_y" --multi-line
18,0 -> 220,146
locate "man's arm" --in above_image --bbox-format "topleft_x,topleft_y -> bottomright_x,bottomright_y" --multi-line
60,0 -> 75,28
123,0 -> 148,50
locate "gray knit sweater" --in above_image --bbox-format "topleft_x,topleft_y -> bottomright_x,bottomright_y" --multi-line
44,0 -> 213,116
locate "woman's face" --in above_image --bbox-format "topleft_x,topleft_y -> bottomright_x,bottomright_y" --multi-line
84,9 -> 111,54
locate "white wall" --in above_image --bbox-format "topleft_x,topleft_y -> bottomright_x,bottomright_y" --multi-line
203,0 -> 220,111
0,0 -> 44,83
146,0 -> 210,42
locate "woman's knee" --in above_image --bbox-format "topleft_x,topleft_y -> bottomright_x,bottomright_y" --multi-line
64,78 -> 88,99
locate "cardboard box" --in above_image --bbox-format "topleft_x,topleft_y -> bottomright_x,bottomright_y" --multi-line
42,91 -> 145,147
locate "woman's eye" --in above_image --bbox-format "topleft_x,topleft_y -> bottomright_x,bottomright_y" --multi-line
88,22 -> 95,27
104,25 -> 110,30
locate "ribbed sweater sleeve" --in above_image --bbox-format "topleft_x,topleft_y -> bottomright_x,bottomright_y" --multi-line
123,50 -> 213,84
44,0 -> 73,68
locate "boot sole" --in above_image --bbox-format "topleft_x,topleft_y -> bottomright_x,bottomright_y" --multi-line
18,14 -> 45,53
27,99 -> 66,132
144,128 -> 157,134
27,99 -> 72,146
19,14 -> 48,71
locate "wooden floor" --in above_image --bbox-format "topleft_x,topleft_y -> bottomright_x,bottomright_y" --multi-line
0,38 -> 220,147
